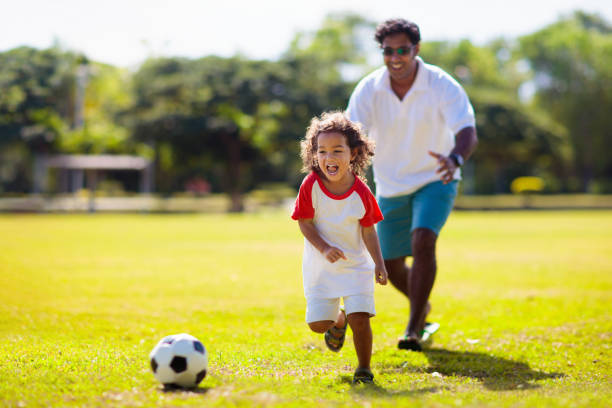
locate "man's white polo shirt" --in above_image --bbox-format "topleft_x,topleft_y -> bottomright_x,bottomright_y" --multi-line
347,56 -> 475,197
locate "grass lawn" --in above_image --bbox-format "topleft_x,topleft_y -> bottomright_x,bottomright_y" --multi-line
0,210 -> 610,407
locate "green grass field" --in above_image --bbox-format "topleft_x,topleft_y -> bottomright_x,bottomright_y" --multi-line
0,211 -> 610,407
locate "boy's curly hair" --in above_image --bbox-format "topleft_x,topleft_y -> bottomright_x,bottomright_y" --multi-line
300,111 -> 375,180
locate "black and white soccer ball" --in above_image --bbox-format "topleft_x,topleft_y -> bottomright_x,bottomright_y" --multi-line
149,333 -> 208,388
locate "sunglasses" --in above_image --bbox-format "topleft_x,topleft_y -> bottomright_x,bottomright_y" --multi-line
381,46 -> 414,56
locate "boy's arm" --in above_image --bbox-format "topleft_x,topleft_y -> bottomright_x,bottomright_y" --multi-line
298,218 -> 346,263
361,225 -> 388,285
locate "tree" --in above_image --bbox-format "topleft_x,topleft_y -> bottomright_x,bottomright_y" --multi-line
0,46 -> 79,192
420,39 -> 573,193
420,39 -> 510,90
126,56 -> 290,211
468,89 -> 571,193
58,62 -> 136,156
126,13 -> 377,210
279,13 -> 376,188
520,11 -> 612,192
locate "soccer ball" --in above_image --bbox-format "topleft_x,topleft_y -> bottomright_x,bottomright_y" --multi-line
149,333 -> 208,388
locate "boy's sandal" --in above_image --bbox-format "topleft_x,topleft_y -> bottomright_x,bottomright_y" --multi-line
324,311 -> 348,352
352,367 -> 374,384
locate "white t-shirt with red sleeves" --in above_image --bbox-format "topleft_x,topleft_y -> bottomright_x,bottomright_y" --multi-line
291,172 -> 383,299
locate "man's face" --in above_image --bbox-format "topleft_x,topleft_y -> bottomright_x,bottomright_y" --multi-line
381,33 -> 419,82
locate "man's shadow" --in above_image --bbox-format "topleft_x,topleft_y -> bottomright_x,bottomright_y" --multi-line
401,348 -> 565,390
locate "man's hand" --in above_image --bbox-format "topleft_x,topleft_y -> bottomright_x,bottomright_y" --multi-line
375,265 -> 388,285
322,245 -> 347,263
428,151 -> 457,184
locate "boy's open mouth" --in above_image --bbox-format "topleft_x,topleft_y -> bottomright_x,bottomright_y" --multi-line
326,165 -> 339,175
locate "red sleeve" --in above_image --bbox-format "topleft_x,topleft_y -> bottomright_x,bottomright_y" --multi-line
291,173 -> 316,220
355,178 -> 383,227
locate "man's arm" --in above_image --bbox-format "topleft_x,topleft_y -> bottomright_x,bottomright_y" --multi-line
451,126 -> 478,162
429,126 -> 478,184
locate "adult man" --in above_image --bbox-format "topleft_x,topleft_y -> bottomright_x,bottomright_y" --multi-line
347,18 -> 478,351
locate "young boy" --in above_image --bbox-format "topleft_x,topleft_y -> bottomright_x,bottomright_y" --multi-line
292,111 -> 388,384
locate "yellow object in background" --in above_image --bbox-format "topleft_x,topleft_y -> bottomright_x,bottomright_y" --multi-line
511,177 -> 544,194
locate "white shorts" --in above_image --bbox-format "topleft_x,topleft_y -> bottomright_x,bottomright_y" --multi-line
305,293 -> 376,323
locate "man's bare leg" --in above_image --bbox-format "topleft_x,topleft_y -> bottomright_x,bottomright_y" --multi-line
385,256 -> 432,338
406,228 -> 437,340
384,257 -> 409,298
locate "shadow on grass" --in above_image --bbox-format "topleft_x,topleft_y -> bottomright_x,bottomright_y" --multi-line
160,384 -> 212,394
397,348 -> 565,390
339,374 -> 441,397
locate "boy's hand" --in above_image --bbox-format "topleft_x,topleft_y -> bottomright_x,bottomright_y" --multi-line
375,265 -> 388,285
322,245 -> 347,263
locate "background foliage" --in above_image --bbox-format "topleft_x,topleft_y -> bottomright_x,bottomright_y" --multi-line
1,11 -> 610,203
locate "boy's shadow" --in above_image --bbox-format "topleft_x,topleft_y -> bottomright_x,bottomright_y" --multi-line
416,348 -> 565,390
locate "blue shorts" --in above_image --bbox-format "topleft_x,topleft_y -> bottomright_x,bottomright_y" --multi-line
377,180 -> 458,259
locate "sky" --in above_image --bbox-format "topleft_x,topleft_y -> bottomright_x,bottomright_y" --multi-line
2,0 -> 611,69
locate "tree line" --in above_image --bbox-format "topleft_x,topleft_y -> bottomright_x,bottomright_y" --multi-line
1,11 -> 610,209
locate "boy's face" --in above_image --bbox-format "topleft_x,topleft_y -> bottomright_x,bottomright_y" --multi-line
316,132 -> 356,184
381,33 -> 419,83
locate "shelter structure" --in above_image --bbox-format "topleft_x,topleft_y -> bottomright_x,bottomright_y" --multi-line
33,154 -> 154,211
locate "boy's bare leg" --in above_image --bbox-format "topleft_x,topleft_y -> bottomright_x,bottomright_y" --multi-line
347,312 -> 372,370
334,308 -> 346,329
308,321 -> 335,333
308,309 -> 346,334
